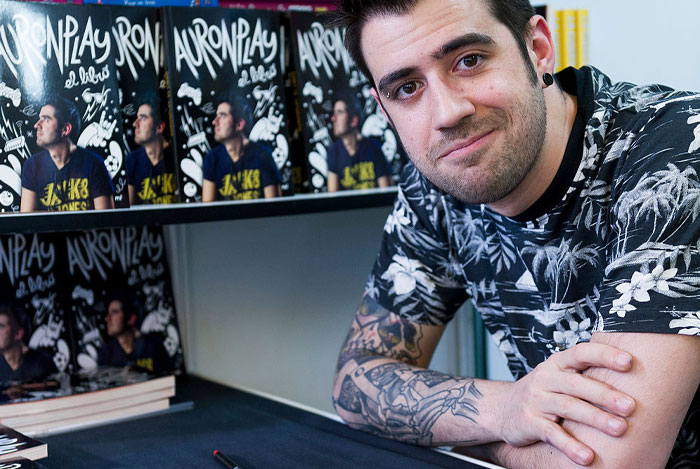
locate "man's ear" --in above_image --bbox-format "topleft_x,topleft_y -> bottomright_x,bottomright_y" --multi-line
127,314 -> 137,328
14,327 -> 24,343
351,115 -> 360,129
527,14 -> 556,83
62,122 -> 72,138
236,119 -> 246,133
156,121 -> 166,135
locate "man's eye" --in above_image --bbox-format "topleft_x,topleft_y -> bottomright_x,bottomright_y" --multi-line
394,81 -> 419,99
459,54 -> 482,69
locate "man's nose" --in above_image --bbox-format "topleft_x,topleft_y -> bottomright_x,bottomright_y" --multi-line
430,78 -> 476,131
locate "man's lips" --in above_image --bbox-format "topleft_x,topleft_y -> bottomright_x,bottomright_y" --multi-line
439,130 -> 493,160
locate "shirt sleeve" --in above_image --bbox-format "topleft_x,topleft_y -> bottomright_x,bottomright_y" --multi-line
367,138 -> 392,178
368,163 -> 470,325
326,141 -> 339,174
89,153 -> 115,198
202,149 -> 216,182
21,154 -> 38,192
126,151 -> 136,185
259,149 -> 281,187
598,94 -> 700,336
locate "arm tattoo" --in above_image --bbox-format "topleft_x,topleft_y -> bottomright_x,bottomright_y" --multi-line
334,296 -> 482,445
337,295 -> 423,372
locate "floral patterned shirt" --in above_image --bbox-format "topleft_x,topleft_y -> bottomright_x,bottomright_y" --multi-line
367,66 -> 700,467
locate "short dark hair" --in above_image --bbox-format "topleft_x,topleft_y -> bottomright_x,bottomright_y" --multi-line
138,92 -> 162,126
329,0 -> 537,86
0,301 -> 30,344
44,95 -> 81,141
108,291 -> 140,327
334,90 -> 364,128
216,90 -> 254,137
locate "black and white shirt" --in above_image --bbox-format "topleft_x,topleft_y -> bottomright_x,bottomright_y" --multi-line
368,66 -> 700,467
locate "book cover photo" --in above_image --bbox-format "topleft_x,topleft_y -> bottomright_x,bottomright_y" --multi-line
0,233 -> 72,384
163,6 -> 293,203
290,11 -> 405,193
0,2 -> 128,212
59,226 -> 184,375
0,425 -> 47,463
108,5 -> 179,206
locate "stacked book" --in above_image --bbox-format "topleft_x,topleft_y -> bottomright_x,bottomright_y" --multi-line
0,367 -> 175,437
0,424 -> 47,465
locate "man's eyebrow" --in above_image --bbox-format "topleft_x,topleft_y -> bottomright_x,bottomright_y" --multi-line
376,33 -> 495,97
431,32 -> 495,60
377,67 -> 418,98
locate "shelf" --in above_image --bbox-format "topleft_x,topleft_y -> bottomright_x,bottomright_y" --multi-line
1,187 -> 398,234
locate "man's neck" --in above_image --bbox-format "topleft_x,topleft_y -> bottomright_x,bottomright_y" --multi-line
341,131 -> 361,156
47,140 -> 77,170
2,343 -> 27,371
117,328 -> 138,355
224,134 -> 248,163
488,87 -> 578,218
143,138 -> 164,166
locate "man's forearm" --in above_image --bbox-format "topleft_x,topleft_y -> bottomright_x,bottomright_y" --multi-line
333,355 -> 508,446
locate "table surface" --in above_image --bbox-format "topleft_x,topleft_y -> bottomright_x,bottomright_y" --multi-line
42,375 -> 492,469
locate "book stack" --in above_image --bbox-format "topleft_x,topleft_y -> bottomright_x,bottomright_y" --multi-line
0,424 -> 47,464
0,367 -> 175,437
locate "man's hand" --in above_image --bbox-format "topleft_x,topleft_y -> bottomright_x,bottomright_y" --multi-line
496,342 -> 636,465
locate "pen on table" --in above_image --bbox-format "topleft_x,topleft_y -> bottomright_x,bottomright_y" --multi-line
213,449 -> 243,469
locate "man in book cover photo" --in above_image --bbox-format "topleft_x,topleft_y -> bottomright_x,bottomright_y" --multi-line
202,90 -> 282,202
20,96 -> 115,212
97,292 -> 172,375
0,302 -> 57,383
326,91 -> 392,192
127,94 -> 177,206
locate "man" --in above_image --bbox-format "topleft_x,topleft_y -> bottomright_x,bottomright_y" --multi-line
127,94 -> 177,205
202,91 -> 281,201
21,96 -> 115,212
97,294 -> 172,375
0,302 -> 56,383
330,1 -> 700,467
326,92 -> 391,191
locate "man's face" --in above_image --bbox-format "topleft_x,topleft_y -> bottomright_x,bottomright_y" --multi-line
363,0 -> 546,205
0,314 -> 19,353
34,105 -> 64,148
105,300 -> 127,337
133,104 -> 158,145
332,100 -> 354,137
213,102 -> 237,143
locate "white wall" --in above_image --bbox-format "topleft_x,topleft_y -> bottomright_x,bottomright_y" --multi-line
540,0 -> 700,91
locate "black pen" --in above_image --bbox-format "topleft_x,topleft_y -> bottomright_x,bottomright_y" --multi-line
213,449 -> 243,469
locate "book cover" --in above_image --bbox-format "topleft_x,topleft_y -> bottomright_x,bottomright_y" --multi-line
162,6 -> 293,202
0,234 -> 72,382
289,11 -> 404,193
58,226 -> 184,374
0,425 -> 46,463
0,2 -> 128,212
108,5 -> 179,205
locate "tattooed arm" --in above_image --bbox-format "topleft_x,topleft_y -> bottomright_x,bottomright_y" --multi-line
333,296 -> 639,464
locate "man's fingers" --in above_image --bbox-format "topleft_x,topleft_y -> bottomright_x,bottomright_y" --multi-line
553,371 -> 636,417
541,419 -> 594,466
548,393 -> 629,436
554,342 -> 633,373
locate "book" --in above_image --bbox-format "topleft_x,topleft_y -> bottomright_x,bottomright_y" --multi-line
0,425 -> 47,463
0,226 -> 185,379
0,367 -> 174,419
162,6 -> 294,202
0,1 -> 128,212
108,5 -> 179,205
59,226 -> 184,374
289,11 -> 404,193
